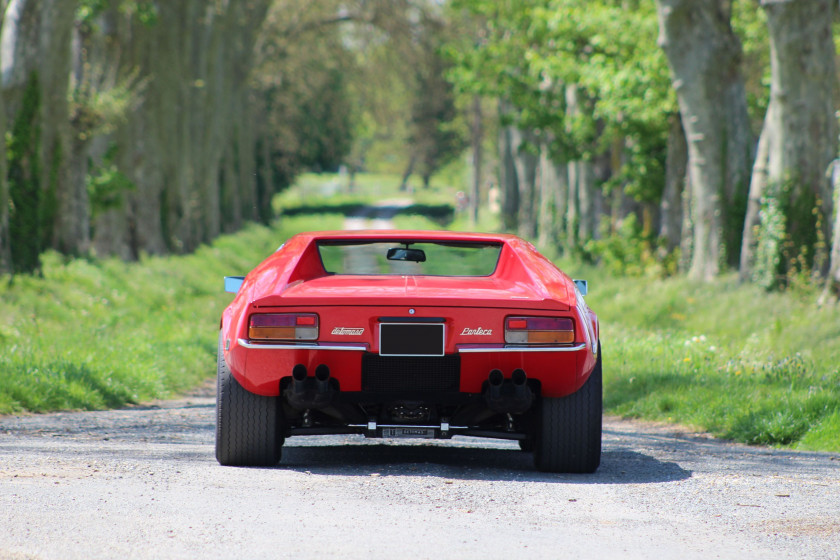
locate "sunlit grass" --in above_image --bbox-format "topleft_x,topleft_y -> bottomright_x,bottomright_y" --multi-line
586,273 -> 840,452
0,215 -> 343,414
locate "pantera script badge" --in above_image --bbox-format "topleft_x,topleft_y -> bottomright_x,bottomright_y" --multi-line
460,327 -> 493,336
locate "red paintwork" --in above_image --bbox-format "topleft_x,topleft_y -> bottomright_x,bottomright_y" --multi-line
220,230 -> 599,398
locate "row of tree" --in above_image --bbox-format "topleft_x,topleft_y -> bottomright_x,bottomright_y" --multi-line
0,0 -> 457,274
446,0 -> 840,295
0,0 -> 839,297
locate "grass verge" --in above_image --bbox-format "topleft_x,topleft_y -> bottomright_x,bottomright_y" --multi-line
0,214 -> 343,415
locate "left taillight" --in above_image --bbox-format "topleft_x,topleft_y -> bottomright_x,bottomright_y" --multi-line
248,313 -> 319,341
505,316 -> 574,344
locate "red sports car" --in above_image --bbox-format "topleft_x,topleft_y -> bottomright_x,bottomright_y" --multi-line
216,230 -> 601,473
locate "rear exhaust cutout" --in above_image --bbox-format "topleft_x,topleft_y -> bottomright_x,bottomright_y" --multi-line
285,364 -> 334,410
484,368 -> 534,414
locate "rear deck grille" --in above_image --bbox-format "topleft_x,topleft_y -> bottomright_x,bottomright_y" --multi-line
361,354 -> 460,392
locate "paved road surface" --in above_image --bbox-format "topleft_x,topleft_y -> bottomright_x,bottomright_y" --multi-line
1,383 -> 838,560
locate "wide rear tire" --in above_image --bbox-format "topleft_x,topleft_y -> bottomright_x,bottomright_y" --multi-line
534,346 -> 602,473
215,332 -> 283,466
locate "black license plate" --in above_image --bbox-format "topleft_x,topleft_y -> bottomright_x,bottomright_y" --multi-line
379,323 -> 444,356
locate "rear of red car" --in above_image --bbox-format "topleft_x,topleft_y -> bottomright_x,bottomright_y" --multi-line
216,231 -> 601,473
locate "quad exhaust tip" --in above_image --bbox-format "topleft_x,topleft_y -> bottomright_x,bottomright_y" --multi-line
488,369 -> 504,387
292,364 -> 307,381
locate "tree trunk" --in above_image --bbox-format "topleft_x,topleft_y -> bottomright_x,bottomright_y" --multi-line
656,0 -> 753,280
756,0 -> 837,287
399,153 -> 416,192
469,94 -> 482,225
824,159 -> 840,298
660,113 -> 686,253
537,141 -> 567,249
739,100 -> 774,282
574,160 -> 596,242
92,0 -> 269,257
43,0 -> 83,255
0,0 -> 9,273
511,127 -> 538,239
498,101 -> 519,232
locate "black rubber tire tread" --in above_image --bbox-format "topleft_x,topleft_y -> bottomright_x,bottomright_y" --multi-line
534,346 -> 602,473
215,331 -> 283,466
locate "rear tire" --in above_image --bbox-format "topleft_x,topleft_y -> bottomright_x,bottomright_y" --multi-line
534,345 -> 602,473
215,331 -> 283,466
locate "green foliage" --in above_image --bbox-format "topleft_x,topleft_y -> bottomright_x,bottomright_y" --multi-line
405,24 -> 467,185
77,0 -> 158,30
446,0 -> 673,202
585,214 -> 674,277
253,3 -> 359,191
752,177 -> 828,290
69,73 -> 142,143
87,144 -> 136,219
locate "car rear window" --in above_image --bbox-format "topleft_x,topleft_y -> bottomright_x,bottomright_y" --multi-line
316,240 -> 503,276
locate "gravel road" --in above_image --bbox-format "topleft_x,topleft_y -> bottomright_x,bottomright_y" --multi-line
1,381 -> 838,560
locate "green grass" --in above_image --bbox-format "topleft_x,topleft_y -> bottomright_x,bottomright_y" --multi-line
583,272 -> 840,452
0,214 -> 343,414
4,172 -> 839,455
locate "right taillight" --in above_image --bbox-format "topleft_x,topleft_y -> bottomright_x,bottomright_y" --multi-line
505,317 -> 575,344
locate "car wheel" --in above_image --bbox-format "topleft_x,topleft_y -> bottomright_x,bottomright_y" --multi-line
215,331 -> 283,466
534,345 -> 602,473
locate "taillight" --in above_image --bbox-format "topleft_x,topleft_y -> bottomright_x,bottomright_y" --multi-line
249,313 -> 318,341
505,317 -> 574,344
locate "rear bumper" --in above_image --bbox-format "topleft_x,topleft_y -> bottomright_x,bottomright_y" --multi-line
228,339 -> 594,399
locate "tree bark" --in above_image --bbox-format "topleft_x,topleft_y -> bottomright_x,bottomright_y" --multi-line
498,101 -> 519,232
758,0 -> 837,284
738,100 -> 774,282
469,94 -> 482,225
825,159 -> 840,298
656,0 -> 753,280
42,0 -> 83,255
511,127 -> 538,239
0,0 -> 9,273
537,141 -> 567,249
660,113 -> 686,253
91,0 -> 270,257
